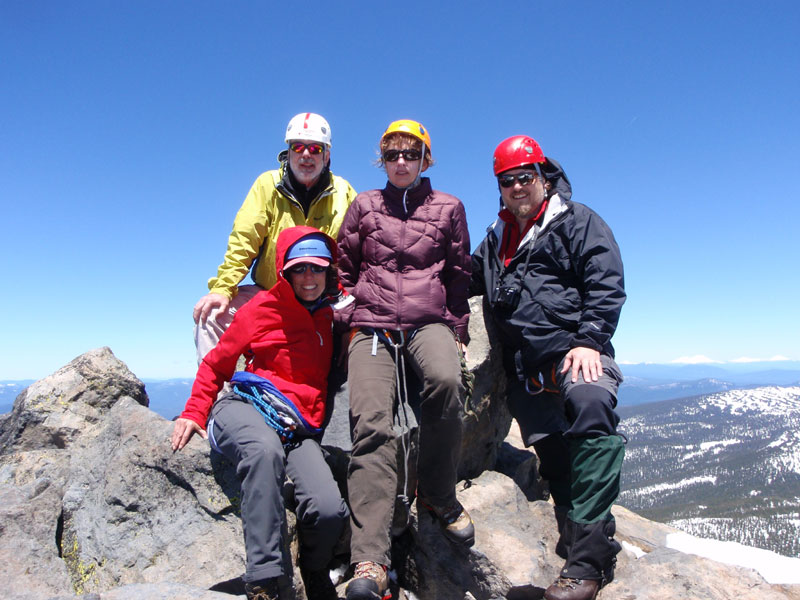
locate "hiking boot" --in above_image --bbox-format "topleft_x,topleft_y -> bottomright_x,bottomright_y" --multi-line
244,578 -> 282,600
418,497 -> 475,547
301,565 -> 338,600
543,577 -> 599,600
345,561 -> 390,600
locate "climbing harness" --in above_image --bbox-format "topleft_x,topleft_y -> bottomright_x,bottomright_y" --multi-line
526,362 -> 560,396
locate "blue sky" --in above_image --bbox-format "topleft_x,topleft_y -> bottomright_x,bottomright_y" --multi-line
2,1 -> 798,380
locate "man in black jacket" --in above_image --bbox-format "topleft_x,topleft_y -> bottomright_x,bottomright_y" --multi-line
471,135 -> 626,600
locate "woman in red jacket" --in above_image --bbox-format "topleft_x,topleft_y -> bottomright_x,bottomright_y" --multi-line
171,226 -> 347,600
337,120 -> 474,600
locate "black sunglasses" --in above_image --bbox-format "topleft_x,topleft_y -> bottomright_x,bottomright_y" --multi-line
289,142 -> 325,155
383,149 -> 422,162
498,172 -> 538,188
287,263 -> 328,275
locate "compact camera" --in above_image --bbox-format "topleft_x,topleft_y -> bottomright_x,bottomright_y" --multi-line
493,284 -> 521,312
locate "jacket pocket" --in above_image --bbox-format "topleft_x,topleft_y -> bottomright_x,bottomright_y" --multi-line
540,303 -> 580,333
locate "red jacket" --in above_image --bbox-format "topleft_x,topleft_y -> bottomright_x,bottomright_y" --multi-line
181,226 -> 336,430
337,178 -> 471,342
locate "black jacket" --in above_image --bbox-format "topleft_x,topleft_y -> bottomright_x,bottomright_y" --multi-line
470,159 -> 625,379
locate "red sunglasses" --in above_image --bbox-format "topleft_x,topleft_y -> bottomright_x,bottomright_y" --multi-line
290,142 -> 325,155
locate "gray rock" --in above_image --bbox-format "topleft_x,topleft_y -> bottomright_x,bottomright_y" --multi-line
0,449 -> 73,599
47,581 -> 243,599
459,296 -> 513,479
394,468 -> 800,600
3,346 -> 800,600
0,347 -> 147,454
58,398 -> 249,594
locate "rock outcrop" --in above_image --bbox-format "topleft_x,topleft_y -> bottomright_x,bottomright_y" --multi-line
1,335 -> 799,599
0,347 -> 147,454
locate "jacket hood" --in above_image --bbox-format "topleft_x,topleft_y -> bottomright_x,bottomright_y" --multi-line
542,157 -> 572,201
274,226 -> 338,276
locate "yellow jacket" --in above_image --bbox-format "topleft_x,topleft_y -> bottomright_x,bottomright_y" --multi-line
207,165 -> 356,298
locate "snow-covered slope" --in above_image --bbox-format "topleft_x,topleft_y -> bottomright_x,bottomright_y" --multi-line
618,386 -> 800,558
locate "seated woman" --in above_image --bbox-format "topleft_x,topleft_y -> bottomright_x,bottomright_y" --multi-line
337,120 -> 474,600
171,226 -> 349,600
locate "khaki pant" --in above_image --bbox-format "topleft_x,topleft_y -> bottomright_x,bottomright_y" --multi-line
194,284 -> 262,362
346,323 -> 464,567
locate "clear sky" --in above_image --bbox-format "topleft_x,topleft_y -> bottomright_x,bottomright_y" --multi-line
2,1 -> 798,380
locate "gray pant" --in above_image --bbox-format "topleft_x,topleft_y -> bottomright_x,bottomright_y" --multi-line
346,323 -> 464,567
506,354 -> 625,580
210,394 -> 349,582
508,354 -> 623,445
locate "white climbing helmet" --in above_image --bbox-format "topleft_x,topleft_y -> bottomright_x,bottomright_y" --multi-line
284,112 -> 332,147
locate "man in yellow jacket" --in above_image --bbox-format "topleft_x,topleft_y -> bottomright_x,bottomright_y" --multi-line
193,112 -> 357,361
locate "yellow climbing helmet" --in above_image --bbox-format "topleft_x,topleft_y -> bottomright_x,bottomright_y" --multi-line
381,119 -> 432,152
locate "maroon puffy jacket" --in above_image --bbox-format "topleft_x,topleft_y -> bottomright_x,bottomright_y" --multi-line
337,178 -> 471,342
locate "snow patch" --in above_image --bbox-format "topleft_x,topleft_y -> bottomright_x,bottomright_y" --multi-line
699,439 -> 739,450
621,540 -> 646,558
670,355 -> 723,364
730,355 -> 792,363
696,386 -> 800,417
635,475 -> 716,495
666,531 -> 800,584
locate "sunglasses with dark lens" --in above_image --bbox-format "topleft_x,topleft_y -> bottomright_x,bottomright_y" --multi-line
383,149 -> 422,162
498,172 -> 538,188
287,263 -> 328,275
289,142 -> 325,155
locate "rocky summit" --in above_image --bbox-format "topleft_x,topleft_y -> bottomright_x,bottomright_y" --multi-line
2,304 -> 799,599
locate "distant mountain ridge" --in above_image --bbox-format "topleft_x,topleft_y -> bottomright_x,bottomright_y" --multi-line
618,360 -> 800,407
620,360 -> 800,382
0,381 -> 33,414
4,360 -> 800,416
618,384 -> 800,557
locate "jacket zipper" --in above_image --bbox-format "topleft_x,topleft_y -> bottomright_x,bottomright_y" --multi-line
397,218 -> 406,329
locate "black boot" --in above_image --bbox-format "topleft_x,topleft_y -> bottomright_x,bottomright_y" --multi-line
301,564 -> 338,600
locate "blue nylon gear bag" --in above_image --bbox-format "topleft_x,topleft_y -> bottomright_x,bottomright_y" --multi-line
230,371 -> 323,443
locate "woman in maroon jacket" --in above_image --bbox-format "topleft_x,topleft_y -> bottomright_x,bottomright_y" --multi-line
337,120 -> 474,600
171,226 -> 347,600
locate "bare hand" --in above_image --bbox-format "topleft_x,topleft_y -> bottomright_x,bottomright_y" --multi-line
458,342 -> 469,362
193,293 -> 230,324
171,417 -> 207,451
561,347 -> 603,384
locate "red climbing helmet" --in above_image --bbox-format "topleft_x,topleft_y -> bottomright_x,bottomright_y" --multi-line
493,135 -> 545,175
